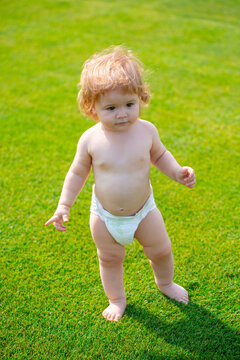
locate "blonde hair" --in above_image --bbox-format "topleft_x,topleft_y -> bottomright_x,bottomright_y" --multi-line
77,46 -> 150,119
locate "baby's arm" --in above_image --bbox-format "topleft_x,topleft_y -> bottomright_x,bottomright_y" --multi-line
150,124 -> 196,188
45,132 -> 92,231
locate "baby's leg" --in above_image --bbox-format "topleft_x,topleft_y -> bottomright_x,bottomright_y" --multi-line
135,208 -> 189,304
90,213 -> 127,321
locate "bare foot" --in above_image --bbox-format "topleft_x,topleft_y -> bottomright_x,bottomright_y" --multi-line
157,282 -> 189,304
102,298 -> 127,322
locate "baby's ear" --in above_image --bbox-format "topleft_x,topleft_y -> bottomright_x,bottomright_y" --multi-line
90,106 -> 99,122
91,107 -> 97,116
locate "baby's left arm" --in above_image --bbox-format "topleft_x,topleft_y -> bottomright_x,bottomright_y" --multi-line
150,124 -> 196,188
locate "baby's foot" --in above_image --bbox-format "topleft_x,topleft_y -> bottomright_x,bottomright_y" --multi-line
157,282 -> 189,304
102,298 -> 127,322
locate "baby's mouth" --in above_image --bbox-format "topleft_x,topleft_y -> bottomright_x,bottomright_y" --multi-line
116,121 -> 128,125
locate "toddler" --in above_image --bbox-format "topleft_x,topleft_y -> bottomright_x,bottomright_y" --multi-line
45,46 -> 196,322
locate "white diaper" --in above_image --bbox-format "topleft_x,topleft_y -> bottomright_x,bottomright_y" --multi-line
90,185 -> 156,246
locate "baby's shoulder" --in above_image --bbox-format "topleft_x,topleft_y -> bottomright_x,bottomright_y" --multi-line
138,119 -> 158,135
78,123 -> 100,141
76,123 -> 100,151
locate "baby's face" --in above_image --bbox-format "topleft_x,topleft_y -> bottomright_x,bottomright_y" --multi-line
93,88 -> 140,132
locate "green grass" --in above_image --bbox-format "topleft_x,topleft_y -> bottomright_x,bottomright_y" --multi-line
1,0 -> 239,358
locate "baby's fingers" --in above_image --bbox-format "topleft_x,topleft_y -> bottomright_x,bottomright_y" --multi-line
54,216 -> 68,231
186,167 -> 194,178
45,216 -> 59,226
62,214 -> 69,223
54,222 -> 67,231
185,178 -> 196,188
45,214 -> 64,226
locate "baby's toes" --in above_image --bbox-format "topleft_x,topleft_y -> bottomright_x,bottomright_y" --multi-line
111,313 -> 117,321
181,293 -> 189,305
102,309 -> 108,319
112,313 -> 121,322
107,312 -> 113,321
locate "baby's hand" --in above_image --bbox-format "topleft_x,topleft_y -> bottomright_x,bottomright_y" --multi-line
176,167 -> 196,188
45,205 -> 70,231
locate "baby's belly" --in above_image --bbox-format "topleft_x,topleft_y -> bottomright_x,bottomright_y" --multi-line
94,172 -> 151,216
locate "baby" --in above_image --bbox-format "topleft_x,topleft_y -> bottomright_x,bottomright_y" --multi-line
45,46 -> 196,322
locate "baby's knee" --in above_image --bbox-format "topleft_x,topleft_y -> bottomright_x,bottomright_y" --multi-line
97,248 -> 125,266
143,241 -> 172,262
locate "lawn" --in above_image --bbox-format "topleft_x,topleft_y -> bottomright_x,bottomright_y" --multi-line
0,0 -> 239,359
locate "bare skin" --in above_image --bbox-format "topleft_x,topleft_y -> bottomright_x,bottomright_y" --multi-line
45,88 -> 195,321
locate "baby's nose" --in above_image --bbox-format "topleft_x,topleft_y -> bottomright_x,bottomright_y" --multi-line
116,109 -> 127,118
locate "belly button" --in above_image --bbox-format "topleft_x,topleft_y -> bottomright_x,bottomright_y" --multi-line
120,208 -> 124,212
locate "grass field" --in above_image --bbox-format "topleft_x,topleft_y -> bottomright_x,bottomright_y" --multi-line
0,0 -> 239,359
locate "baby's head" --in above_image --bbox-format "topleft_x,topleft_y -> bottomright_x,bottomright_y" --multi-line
78,46 -> 150,120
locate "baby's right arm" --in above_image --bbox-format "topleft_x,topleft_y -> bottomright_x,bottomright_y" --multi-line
45,132 -> 92,231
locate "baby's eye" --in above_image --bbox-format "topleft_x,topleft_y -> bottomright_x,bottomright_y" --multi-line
126,103 -> 134,107
106,106 -> 115,111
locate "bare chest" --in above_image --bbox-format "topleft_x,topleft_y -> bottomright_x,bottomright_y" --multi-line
90,132 -> 152,171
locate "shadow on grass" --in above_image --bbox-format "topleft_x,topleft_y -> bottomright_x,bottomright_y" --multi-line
126,301 -> 240,359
